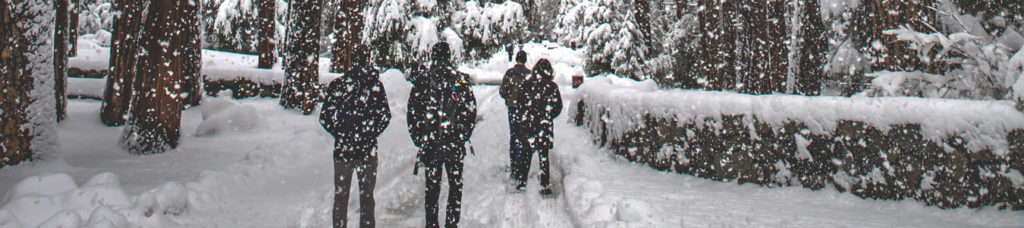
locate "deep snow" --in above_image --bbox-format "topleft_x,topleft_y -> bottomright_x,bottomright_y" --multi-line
1,42 -> 1023,227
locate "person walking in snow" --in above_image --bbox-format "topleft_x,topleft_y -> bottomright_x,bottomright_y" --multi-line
319,44 -> 391,228
514,58 -> 562,195
500,50 -> 530,186
407,42 -> 478,228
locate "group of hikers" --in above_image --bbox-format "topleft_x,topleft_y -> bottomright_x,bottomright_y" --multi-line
319,42 -> 564,228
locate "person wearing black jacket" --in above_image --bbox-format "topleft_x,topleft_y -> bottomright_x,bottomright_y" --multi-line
500,50 -> 530,185
319,45 -> 391,228
407,42 -> 477,228
514,58 -> 563,195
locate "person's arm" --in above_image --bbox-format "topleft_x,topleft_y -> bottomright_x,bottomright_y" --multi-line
368,79 -> 391,139
499,69 -> 512,100
550,82 -> 563,119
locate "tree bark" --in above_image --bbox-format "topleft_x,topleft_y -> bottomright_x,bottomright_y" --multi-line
798,0 -> 827,95
1,0 -> 32,168
331,0 -> 365,73
69,0 -> 79,57
699,0 -> 737,91
55,0 -> 69,122
101,0 -> 144,126
121,0 -> 186,154
281,0 -> 322,114
3,0 -> 58,168
181,0 -> 202,108
766,0 -> 788,93
257,0 -> 276,69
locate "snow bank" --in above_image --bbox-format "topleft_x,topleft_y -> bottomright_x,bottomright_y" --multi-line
194,97 -> 266,136
67,78 -> 105,100
577,76 -> 1024,155
574,75 -> 1024,209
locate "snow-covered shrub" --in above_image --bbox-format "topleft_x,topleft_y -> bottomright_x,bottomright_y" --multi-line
201,0 -> 287,54
556,0 -> 650,80
364,0 -> 464,69
77,0 -> 113,39
863,26 -> 1024,99
452,1 -> 527,62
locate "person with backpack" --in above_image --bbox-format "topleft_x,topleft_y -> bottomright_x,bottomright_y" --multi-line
407,42 -> 478,228
500,50 -> 530,188
319,44 -> 391,228
514,58 -> 563,195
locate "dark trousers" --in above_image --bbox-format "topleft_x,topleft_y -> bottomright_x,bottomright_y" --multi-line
334,153 -> 377,228
424,156 -> 464,228
508,107 -> 524,176
512,146 -> 550,189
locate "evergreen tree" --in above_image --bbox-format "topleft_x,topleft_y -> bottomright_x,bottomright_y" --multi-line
797,0 -> 826,95
257,0 -> 276,69
55,0 -> 70,121
2,0 -> 59,167
557,0 -> 651,80
121,0 -> 188,154
100,0 -> 144,126
280,0 -> 323,114
331,0 -> 365,73
181,0 -> 203,108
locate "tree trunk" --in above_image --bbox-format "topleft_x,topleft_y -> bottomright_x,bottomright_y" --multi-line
331,0 -> 363,73
766,0 -> 788,93
121,0 -> 186,154
69,0 -> 79,57
634,0 -> 652,54
281,0 -> 322,114
55,0 -> 69,122
3,0 -> 59,168
257,0 -> 276,69
101,0 -> 144,126
181,0 -> 202,108
739,0 -> 765,94
798,0 -> 827,95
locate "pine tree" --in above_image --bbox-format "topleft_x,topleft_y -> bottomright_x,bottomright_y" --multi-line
100,0 -> 144,126
281,0 -> 323,114
557,0 -> 651,80
121,0 -> 187,154
850,0 -> 938,73
257,0 -> 276,69
765,0 -> 787,93
69,0 -> 79,57
55,0 -> 70,121
698,0 -> 736,90
797,0 -> 826,95
331,0 -> 365,73
2,0 -> 59,167
181,0 -> 202,108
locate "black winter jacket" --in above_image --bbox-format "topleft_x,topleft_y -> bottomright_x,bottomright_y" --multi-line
517,72 -> 562,150
320,63 -> 392,160
407,63 -> 477,162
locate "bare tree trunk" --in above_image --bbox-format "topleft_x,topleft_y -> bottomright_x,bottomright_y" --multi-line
3,0 -> 58,168
181,0 -> 202,108
699,0 -> 723,90
55,0 -> 69,122
101,0 -> 144,126
739,0 -> 765,94
281,0 -> 322,114
69,0 -> 79,57
257,0 -> 276,69
798,0 -> 826,95
121,0 -> 185,154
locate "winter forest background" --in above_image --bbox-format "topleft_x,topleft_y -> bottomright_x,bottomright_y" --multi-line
2,0 -> 1024,226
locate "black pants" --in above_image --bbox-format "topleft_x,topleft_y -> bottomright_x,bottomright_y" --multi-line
424,156 -> 464,228
508,107 -> 524,176
512,146 -> 550,189
334,153 -> 377,228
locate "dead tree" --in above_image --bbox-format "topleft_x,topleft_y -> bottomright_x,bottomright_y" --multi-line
281,0 -> 323,114
2,0 -> 59,168
121,0 -> 186,154
101,0 -> 145,126
257,0 -> 276,69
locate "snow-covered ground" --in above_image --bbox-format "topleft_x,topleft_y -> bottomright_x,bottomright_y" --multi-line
2,42 -> 1023,227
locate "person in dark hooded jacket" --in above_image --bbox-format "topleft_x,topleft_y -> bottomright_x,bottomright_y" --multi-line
319,44 -> 391,228
500,50 -> 530,183
407,42 -> 477,228
514,58 -> 562,195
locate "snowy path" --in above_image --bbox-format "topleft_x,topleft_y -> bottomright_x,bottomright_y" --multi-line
2,43 -> 1022,227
